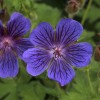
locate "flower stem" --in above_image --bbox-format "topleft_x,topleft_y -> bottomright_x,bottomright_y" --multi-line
87,69 -> 95,95
68,14 -> 74,18
81,0 -> 93,25
56,83 -> 65,95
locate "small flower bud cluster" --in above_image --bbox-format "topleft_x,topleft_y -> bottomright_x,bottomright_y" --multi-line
65,0 -> 85,15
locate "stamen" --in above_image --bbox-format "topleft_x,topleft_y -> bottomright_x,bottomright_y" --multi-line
53,47 -> 62,58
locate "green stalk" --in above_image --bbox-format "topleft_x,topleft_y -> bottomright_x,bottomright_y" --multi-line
68,14 -> 74,18
56,83 -> 65,95
81,0 -> 93,25
87,69 -> 95,95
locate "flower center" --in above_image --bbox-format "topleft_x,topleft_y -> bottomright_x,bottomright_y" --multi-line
53,47 -> 62,58
1,37 -> 13,48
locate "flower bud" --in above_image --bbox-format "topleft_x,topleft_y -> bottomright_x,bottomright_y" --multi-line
0,8 -> 9,24
65,0 -> 85,15
94,45 -> 100,61
77,0 -> 86,7
65,0 -> 80,15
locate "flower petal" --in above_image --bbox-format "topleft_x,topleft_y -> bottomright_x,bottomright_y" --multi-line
65,42 -> 92,67
30,22 -> 54,49
23,48 -> 51,76
48,59 -> 75,86
7,12 -> 31,37
14,38 -> 34,59
56,18 -> 83,47
0,20 -> 4,36
0,48 -> 18,78
10,12 -> 23,20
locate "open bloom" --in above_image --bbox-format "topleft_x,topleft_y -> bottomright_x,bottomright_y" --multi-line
0,12 -> 33,78
23,18 -> 92,86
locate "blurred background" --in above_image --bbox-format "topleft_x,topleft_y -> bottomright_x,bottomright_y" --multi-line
0,0 -> 100,100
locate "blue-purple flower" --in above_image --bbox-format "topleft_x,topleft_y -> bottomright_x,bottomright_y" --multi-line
0,12 -> 33,78
23,18 -> 92,86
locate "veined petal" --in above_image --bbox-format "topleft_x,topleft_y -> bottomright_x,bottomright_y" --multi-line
14,38 -> 34,59
30,22 -> 54,49
0,20 -> 4,36
56,18 -> 83,47
48,59 -> 75,86
65,42 -> 92,67
0,48 -> 18,78
23,48 -> 51,76
7,12 -> 31,37
10,12 -> 23,20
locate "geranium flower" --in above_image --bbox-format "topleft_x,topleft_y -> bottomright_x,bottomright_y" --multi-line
23,18 -> 92,86
0,12 -> 33,78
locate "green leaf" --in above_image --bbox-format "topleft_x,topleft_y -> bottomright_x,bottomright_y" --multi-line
0,79 -> 18,100
18,81 -> 46,100
60,69 -> 100,100
4,0 -> 21,12
34,3 -> 61,27
79,30 -> 95,42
